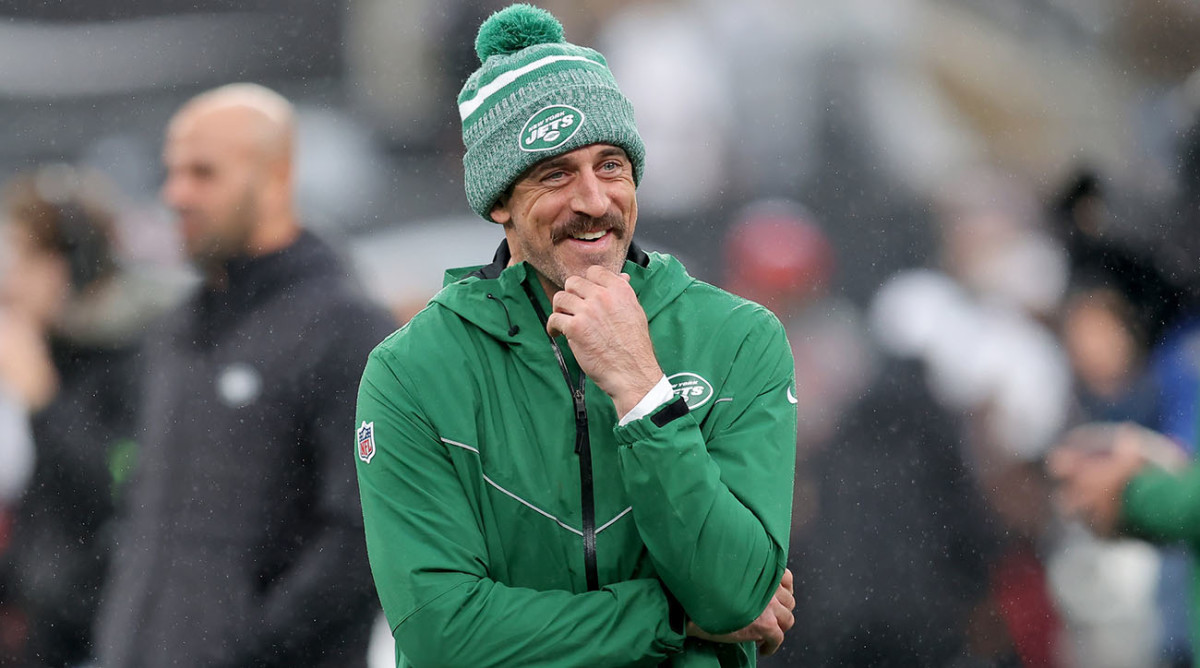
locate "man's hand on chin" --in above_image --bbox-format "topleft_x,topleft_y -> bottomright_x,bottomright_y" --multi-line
545,265 -> 662,415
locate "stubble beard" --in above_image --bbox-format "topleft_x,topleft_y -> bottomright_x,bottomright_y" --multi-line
532,211 -> 630,291
182,188 -> 259,280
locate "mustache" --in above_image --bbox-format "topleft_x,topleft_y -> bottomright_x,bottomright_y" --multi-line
551,211 -> 627,244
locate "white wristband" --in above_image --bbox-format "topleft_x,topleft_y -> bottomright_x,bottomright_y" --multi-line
618,375 -> 675,426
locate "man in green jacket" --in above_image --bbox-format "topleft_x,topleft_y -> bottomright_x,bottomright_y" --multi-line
355,4 -> 798,667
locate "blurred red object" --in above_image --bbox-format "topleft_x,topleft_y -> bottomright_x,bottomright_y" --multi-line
993,543 -> 1062,668
723,199 -> 834,311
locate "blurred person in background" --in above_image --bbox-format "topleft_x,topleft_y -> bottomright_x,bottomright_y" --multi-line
0,182 -> 57,665
734,200 -> 997,667
0,166 -> 158,667
1049,71 -> 1200,668
91,83 -> 394,668
1045,285 -> 1165,668
849,166 -> 1075,666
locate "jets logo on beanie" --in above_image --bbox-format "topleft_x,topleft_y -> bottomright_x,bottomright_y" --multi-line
458,3 -> 645,221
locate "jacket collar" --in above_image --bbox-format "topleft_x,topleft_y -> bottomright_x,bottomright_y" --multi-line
206,230 -> 337,309
434,239 -> 690,343
185,230 -> 344,347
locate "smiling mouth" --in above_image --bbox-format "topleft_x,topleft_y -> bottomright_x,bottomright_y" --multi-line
570,229 -> 608,242
554,212 -> 626,244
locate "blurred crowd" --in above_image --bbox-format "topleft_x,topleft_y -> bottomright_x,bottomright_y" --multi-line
2,0 -> 1200,666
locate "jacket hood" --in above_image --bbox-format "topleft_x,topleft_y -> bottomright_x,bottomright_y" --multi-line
431,239 -> 695,342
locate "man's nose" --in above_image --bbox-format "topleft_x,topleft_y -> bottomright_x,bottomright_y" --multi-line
569,171 -> 608,219
161,175 -> 188,209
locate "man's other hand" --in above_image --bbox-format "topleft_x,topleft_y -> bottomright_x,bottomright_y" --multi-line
686,568 -> 796,656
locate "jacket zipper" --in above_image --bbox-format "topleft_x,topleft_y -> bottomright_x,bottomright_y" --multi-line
549,339 -> 599,592
521,283 -> 600,591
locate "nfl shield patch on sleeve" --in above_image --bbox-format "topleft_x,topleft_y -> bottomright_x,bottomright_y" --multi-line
357,421 -> 376,464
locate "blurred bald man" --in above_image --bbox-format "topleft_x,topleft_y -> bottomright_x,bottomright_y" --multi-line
92,83 -> 395,668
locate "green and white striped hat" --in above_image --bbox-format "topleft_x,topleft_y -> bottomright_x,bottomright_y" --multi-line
458,3 -> 645,221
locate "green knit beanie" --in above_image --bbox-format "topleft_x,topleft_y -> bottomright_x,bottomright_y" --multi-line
458,3 -> 645,221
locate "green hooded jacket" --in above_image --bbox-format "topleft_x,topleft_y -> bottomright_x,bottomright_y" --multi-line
355,243 -> 797,667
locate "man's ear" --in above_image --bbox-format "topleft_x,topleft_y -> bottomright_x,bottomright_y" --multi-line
489,196 -> 512,225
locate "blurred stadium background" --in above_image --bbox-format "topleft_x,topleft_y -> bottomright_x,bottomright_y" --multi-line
4,1 -> 1200,666
1,0 -> 1196,306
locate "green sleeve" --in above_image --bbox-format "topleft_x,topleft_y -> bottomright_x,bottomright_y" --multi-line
613,311 -> 796,634
356,349 -> 686,667
1120,463 -> 1200,548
